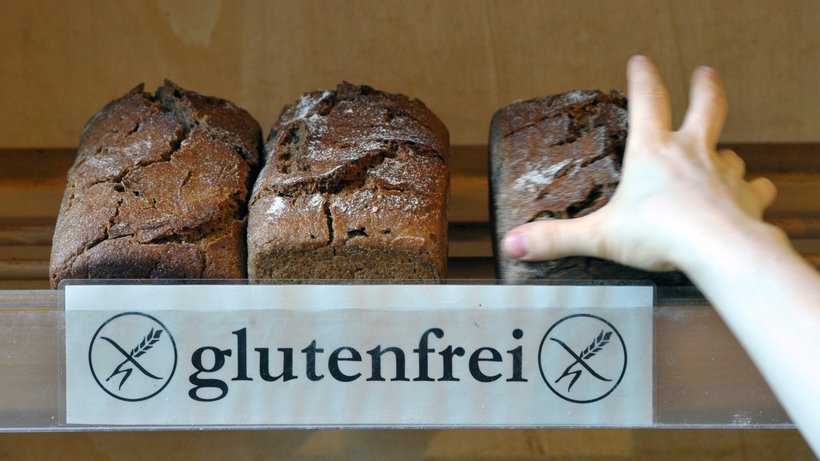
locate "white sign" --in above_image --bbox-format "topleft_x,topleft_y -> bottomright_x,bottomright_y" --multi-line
65,284 -> 653,426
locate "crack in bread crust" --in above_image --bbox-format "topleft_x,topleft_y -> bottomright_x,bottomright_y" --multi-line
250,141 -> 444,207
496,90 -> 627,139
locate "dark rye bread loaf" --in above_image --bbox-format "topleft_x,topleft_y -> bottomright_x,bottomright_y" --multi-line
49,81 -> 262,288
490,89 -> 686,282
248,83 -> 449,279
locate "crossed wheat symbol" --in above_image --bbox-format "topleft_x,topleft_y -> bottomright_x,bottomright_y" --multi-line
101,328 -> 164,390
550,330 -> 613,392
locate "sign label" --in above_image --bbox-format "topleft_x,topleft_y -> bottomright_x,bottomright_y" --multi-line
65,284 -> 653,426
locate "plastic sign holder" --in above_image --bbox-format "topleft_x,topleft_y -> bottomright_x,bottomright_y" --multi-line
0,281 -> 793,432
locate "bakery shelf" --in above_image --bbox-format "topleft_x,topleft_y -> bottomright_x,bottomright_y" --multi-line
0,146 -> 814,431
0,285 -> 793,432
1,145 -> 818,290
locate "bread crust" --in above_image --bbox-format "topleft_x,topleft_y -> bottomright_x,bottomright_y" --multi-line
49,81 -> 262,288
248,83 -> 449,279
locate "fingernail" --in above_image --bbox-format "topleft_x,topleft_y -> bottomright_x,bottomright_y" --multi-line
696,65 -> 718,76
503,233 -> 527,259
629,55 -> 652,66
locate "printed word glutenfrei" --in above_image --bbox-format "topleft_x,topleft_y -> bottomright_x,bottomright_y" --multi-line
189,327 -> 527,402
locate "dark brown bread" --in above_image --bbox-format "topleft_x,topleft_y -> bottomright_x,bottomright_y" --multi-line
49,81 -> 262,288
248,83 -> 449,279
490,89 -> 686,282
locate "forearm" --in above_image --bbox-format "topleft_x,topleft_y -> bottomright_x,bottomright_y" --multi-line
678,217 -> 820,453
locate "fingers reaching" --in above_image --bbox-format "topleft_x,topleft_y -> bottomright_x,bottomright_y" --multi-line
716,148 -> 776,213
749,177 -> 778,209
717,149 -> 746,178
680,66 -> 728,145
627,55 -> 672,139
503,214 -> 601,261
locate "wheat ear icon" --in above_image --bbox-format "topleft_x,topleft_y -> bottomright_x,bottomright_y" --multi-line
551,330 -> 613,392
102,328 -> 164,390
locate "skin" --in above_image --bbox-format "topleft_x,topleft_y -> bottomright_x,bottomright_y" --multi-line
503,55 -> 820,456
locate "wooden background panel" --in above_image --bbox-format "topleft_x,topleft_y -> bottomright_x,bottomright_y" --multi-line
0,0 -> 817,149
0,429 -> 815,460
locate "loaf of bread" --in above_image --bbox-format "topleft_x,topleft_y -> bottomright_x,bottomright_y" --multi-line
490,89 -> 672,281
248,83 -> 449,279
49,81 -> 262,288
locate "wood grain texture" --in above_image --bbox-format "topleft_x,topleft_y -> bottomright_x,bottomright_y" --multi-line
0,0 -> 817,148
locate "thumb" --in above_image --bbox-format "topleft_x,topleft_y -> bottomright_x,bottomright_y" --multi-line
502,213 -> 602,261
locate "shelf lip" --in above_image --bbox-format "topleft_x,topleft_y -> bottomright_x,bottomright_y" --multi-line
0,422 -> 796,433
0,282 -> 707,310
0,289 -> 62,308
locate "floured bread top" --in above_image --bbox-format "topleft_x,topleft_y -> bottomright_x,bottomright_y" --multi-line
248,82 -> 450,279
251,82 -> 448,199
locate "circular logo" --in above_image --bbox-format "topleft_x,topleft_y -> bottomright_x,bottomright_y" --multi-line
538,314 -> 627,403
88,312 -> 178,402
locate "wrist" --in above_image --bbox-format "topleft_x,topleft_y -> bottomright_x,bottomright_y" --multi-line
671,211 -> 791,277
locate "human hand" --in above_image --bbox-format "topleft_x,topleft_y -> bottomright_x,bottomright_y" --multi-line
502,55 -> 779,272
